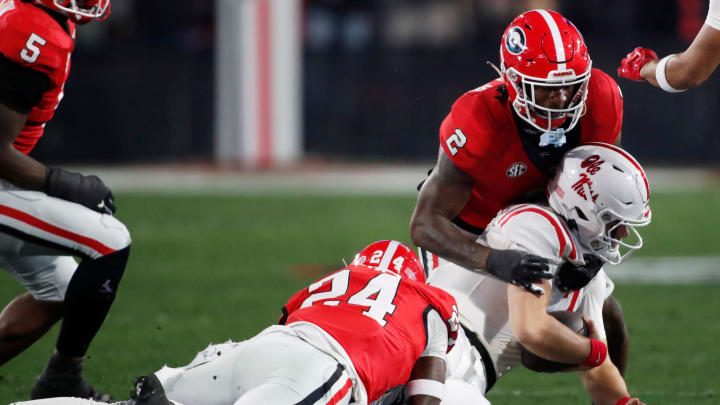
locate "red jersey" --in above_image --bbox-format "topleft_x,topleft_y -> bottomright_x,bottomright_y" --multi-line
439,69 -> 623,230
282,264 -> 459,402
0,0 -> 75,153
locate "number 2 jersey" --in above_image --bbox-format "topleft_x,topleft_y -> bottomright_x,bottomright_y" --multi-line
438,70 -> 623,232
281,264 -> 459,403
0,0 -> 75,153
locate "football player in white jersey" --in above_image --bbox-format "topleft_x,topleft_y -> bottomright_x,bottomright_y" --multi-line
618,0 -> 720,91
427,143 -> 649,405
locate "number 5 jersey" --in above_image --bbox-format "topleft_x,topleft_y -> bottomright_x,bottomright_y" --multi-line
0,0 -> 75,153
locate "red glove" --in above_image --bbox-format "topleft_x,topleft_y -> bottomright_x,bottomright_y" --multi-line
618,47 -> 659,81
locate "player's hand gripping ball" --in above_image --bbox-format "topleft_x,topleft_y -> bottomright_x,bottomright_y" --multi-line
520,311 -> 588,372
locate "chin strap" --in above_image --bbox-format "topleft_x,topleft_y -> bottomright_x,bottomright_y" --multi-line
486,61 -> 503,79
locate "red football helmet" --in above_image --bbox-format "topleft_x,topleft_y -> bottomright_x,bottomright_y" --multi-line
499,9 -> 591,134
351,240 -> 426,283
35,0 -> 111,22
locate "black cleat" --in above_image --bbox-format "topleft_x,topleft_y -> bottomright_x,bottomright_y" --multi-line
128,374 -> 172,405
30,373 -> 113,402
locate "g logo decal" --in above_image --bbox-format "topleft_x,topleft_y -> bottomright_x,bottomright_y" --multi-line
505,27 -> 526,55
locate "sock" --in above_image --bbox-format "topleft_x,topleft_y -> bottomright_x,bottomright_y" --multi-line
56,246 -> 131,358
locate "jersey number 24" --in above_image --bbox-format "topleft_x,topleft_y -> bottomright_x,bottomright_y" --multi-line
300,269 -> 400,327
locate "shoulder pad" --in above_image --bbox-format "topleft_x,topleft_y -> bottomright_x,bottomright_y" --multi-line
0,2 -> 73,75
495,204 -> 579,262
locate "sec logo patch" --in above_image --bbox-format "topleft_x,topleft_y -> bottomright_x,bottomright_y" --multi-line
506,162 -> 527,178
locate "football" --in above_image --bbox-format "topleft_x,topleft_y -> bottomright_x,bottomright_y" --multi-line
520,310 -> 589,372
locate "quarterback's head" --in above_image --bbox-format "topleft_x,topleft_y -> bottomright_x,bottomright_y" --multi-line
352,240 -> 426,283
35,0 -> 111,23
499,9 -> 591,135
547,143 -> 651,265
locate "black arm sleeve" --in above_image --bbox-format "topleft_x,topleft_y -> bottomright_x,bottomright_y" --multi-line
0,53 -> 51,115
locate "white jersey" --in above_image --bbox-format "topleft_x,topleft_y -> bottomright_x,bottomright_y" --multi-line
429,203 -> 608,380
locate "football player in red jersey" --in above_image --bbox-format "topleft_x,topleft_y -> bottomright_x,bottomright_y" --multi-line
12,241 -> 459,405
618,0 -> 720,92
410,9 -> 630,376
0,0 -> 131,401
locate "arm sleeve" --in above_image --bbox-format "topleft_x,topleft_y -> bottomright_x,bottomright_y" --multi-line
0,53 -> 51,114
575,275 -> 607,340
422,308 -> 449,360
707,0 -> 720,30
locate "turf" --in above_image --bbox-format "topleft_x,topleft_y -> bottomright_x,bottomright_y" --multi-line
0,191 -> 718,404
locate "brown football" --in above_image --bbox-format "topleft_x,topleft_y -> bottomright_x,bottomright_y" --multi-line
520,310 -> 589,372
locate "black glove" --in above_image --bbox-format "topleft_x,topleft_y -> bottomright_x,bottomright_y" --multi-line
44,167 -> 116,215
555,254 -> 604,293
486,249 -> 552,293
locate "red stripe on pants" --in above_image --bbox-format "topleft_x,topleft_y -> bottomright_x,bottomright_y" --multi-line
0,204 -> 115,256
326,378 -> 353,405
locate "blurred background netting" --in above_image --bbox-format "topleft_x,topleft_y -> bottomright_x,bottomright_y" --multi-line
33,0 -> 719,165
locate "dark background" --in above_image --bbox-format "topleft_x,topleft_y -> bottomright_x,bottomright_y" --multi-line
32,0 -> 720,165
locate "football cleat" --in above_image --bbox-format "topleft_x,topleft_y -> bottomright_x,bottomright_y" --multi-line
127,374 -> 172,405
30,373 -> 113,402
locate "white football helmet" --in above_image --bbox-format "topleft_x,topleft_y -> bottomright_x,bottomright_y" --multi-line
547,143 -> 651,264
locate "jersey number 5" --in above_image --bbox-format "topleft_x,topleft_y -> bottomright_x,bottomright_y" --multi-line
446,128 -> 467,156
20,33 -> 47,64
300,269 -> 400,326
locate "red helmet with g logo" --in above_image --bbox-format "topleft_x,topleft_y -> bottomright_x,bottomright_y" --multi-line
352,240 -> 426,283
35,0 -> 111,22
500,9 -> 591,134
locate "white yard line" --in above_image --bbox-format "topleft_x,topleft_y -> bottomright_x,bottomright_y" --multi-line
68,164 -> 720,194
606,256 -> 720,284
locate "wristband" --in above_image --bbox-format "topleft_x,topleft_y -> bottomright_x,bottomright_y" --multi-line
655,54 -> 687,93
615,396 -> 632,405
581,338 -> 607,368
405,379 -> 446,400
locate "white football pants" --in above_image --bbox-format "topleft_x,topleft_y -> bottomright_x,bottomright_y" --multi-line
156,327 -> 354,405
0,179 -> 130,301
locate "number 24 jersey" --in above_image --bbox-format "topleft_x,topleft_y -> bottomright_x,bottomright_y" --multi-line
281,264 -> 459,402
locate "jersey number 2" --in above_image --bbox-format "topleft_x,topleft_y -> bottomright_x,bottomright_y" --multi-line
446,128 -> 467,156
300,269 -> 400,326
20,33 -> 47,64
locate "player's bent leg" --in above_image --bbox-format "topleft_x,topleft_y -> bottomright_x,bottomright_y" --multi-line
0,191 -> 134,401
232,330 -> 353,405
154,341 -> 249,405
602,294 -> 629,376
0,292 -> 63,365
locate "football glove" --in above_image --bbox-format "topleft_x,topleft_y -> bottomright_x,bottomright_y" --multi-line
618,47 -> 659,81
555,254 -> 604,293
44,167 -> 116,215
485,249 -> 551,294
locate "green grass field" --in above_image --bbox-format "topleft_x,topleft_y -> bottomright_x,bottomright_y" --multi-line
1,191 -> 719,404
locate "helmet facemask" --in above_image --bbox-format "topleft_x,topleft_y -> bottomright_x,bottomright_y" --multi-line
503,62 -> 591,138
569,187 -> 651,265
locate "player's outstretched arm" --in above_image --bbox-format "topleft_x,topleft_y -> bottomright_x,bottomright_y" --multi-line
508,282 -> 607,366
618,23 -> 720,91
579,353 -> 645,405
410,148 -> 550,287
